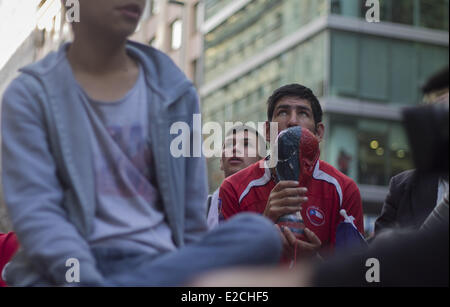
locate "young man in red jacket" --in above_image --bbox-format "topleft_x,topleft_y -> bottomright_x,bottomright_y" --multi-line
220,84 -> 364,261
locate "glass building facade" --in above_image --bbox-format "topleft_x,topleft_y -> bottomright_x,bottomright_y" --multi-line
330,30 -> 448,105
331,0 -> 449,31
200,0 -> 449,234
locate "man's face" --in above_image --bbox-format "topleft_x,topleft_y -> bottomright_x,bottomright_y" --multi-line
76,0 -> 146,38
220,131 -> 262,178
266,96 -> 324,142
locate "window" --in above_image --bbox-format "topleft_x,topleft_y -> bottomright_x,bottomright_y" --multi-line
151,0 -> 161,15
391,41 -> 416,105
327,115 -> 414,186
331,0 -> 361,17
330,0 -> 449,31
171,19 -> 183,50
330,31 -> 359,97
389,0 -> 414,25
330,31 -> 449,104
359,37 -> 389,101
420,0 -> 449,30
357,122 -> 390,186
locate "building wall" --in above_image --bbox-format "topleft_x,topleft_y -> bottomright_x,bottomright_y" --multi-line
132,0 -> 203,85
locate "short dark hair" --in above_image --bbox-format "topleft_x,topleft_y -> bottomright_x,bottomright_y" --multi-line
422,66 -> 449,94
224,124 -> 266,157
267,84 -> 323,124
225,124 -> 261,139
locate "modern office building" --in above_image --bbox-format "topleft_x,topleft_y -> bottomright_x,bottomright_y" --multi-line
200,0 -> 449,233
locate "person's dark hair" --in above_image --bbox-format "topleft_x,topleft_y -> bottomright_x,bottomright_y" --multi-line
267,84 -> 323,124
224,124 -> 266,158
422,66 -> 449,94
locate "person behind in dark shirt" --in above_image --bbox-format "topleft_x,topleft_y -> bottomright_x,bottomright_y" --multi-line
375,67 -> 449,235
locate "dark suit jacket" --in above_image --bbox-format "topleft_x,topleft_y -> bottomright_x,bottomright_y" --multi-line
374,170 -> 440,234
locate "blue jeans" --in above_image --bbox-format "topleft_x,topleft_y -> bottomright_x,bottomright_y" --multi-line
92,213 -> 282,286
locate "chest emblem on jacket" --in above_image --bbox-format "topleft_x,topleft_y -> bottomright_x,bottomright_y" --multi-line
306,206 -> 325,226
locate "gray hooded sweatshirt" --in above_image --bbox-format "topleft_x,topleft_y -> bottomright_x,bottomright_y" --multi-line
1,41 -> 208,286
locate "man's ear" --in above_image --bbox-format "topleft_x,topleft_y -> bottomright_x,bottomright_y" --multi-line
315,123 -> 325,142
